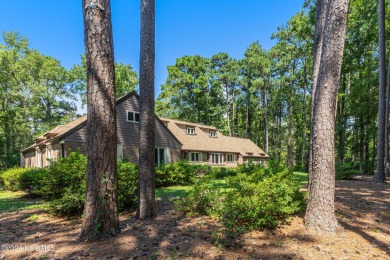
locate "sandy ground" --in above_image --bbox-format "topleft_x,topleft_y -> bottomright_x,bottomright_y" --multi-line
0,175 -> 389,260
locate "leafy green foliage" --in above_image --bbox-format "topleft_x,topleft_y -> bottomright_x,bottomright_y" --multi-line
0,167 -> 27,190
117,162 -> 138,211
155,160 -> 196,187
38,152 -> 86,201
176,166 -> 304,238
18,168 -> 48,195
175,177 -> 222,216
336,161 -> 361,180
221,170 -> 303,235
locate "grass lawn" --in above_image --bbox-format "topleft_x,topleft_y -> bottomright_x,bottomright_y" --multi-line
0,189 -> 44,213
156,185 -> 190,199
293,171 -> 308,185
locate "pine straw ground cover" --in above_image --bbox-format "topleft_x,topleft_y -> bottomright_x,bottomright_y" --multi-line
0,175 -> 389,260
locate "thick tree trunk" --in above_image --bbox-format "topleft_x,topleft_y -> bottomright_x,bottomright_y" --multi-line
385,56 -> 390,177
137,0 -> 156,220
79,0 -> 119,241
309,0 -> 329,175
377,0 -> 386,182
305,0 -> 349,234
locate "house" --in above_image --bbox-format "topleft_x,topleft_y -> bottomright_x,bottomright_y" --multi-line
159,118 -> 269,167
21,92 -> 269,168
21,92 -> 182,168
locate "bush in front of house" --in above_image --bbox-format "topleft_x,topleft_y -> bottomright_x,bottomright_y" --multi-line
221,169 -> 303,235
175,166 -> 304,239
155,160 -> 198,187
18,168 -> 48,196
0,167 -> 27,191
210,167 -> 237,179
37,152 -> 86,201
117,161 -> 138,211
174,177 -> 222,216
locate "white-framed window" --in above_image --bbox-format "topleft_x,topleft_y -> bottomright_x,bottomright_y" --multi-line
47,146 -> 53,165
37,149 -> 42,168
209,131 -> 217,138
155,148 -> 166,164
226,153 -> 234,162
189,152 -> 201,162
47,147 -> 52,160
127,111 -> 140,123
211,153 -> 223,164
186,127 -> 195,135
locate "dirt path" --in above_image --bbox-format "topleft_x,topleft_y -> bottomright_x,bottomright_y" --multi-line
0,175 -> 389,259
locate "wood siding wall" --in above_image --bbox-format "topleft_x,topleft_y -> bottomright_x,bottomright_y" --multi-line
65,95 -> 181,149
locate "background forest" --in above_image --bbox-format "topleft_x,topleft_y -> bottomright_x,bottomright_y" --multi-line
0,0 -> 385,173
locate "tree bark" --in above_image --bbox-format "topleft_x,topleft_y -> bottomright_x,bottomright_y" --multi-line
309,0 -> 329,177
263,83 -> 269,154
385,55 -> 390,177
287,79 -> 294,171
137,0 -> 156,220
305,0 -> 349,234
245,89 -> 251,139
79,0 -> 119,241
376,0 -> 386,182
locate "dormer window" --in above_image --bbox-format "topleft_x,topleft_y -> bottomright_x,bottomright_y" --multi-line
186,127 -> 195,135
209,131 -> 217,138
127,111 -> 139,123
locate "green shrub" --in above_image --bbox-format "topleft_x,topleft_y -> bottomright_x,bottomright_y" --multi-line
156,160 -> 198,187
18,168 -> 48,195
37,152 -> 86,201
176,166 -> 304,238
175,178 -> 222,216
0,167 -> 27,191
336,161 -> 361,179
48,192 -> 85,216
117,162 -> 138,211
210,167 -> 237,179
221,170 -> 303,234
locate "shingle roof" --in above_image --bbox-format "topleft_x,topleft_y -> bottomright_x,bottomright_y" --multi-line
22,115 -> 88,152
160,118 -> 269,158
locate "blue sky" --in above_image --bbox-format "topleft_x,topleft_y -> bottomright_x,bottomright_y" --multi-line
1,0 -> 304,111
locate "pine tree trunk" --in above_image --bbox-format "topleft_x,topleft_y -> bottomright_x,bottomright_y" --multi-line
79,0 -> 119,241
245,90 -> 251,139
309,0 -> 329,175
303,61 -> 308,169
384,56 -> 390,177
376,0 -> 386,182
305,0 -> 349,234
263,84 -> 269,153
287,80 -> 294,171
137,0 -> 156,220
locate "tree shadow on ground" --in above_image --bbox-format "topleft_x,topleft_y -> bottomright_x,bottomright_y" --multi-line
335,176 -> 390,255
